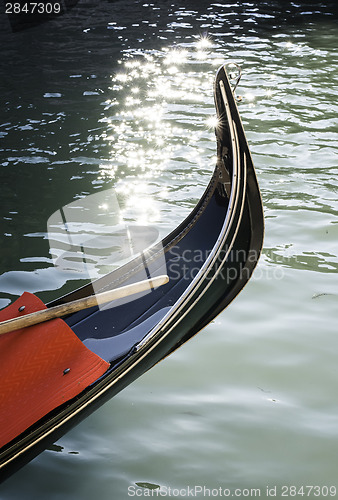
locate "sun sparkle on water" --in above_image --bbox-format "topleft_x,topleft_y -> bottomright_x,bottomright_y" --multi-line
98,39 -> 222,228
206,115 -> 220,130
196,35 -> 212,50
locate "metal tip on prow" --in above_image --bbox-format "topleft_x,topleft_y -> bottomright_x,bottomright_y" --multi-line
224,61 -> 242,94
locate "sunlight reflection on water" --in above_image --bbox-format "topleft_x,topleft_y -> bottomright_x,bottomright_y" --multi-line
96,35 -> 221,237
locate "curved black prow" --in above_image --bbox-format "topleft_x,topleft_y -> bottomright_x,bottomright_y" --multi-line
0,64 -> 264,482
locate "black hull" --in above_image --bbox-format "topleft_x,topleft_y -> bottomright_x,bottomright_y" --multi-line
0,65 -> 264,482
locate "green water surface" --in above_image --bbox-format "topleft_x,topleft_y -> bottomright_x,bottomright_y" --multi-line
0,1 -> 337,498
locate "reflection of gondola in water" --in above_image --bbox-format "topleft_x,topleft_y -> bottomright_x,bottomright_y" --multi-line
0,64 -> 264,482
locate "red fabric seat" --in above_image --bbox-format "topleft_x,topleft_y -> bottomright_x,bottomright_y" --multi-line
0,292 -> 109,448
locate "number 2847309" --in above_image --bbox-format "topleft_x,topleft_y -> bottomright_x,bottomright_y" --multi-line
5,3 -> 62,14
280,485 -> 336,497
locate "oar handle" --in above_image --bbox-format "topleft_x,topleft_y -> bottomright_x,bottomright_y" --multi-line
0,275 -> 169,336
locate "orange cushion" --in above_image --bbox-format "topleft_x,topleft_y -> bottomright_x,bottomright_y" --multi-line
0,292 -> 109,448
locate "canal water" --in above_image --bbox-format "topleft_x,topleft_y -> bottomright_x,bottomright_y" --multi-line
1,1 -> 337,498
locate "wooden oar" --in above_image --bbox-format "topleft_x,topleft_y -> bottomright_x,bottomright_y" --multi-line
0,275 -> 169,336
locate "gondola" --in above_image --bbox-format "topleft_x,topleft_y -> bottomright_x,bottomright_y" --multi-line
0,64 -> 264,482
